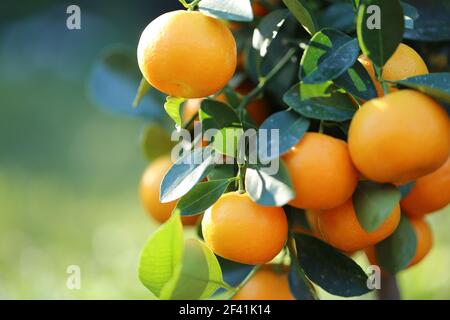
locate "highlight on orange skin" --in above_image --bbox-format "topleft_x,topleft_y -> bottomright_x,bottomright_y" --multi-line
283,133 -> 359,210
202,192 -> 288,265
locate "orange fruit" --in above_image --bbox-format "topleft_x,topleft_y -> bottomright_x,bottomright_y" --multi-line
202,192 -> 288,265
409,218 -> 433,267
365,217 -> 433,268
140,156 -> 198,225
401,157 -> 450,218
137,10 -> 237,98
233,265 -> 295,300
359,43 -> 429,96
318,199 -> 401,252
282,133 -> 359,210
348,90 -> 450,184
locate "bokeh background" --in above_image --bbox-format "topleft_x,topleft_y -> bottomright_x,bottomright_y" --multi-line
0,0 -> 449,299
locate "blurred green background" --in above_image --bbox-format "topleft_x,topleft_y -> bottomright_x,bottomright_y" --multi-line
0,0 -> 449,299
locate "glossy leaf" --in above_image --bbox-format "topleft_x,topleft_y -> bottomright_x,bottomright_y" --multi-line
258,110 -> 310,162
294,234 -> 371,297
375,215 -> 417,274
288,261 -> 316,300
138,212 -> 183,297
164,96 -> 185,127
403,0 -> 450,41
199,0 -> 253,22
284,82 -> 357,121
393,73 -> 450,104
334,59 -> 378,100
353,181 -> 401,232
318,3 -> 356,33
253,9 -> 289,58
212,127 -> 244,158
356,0 -> 404,68
161,239 -> 224,300
160,147 -> 217,203
245,161 -> 295,207
300,28 -> 360,84
281,0 -> 317,34
176,179 -> 233,216
199,99 -> 241,132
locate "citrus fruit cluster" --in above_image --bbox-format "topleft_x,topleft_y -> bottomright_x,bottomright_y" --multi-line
133,0 -> 450,300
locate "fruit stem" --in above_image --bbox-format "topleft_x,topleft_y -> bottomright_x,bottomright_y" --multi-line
228,265 -> 262,299
374,64 -> 389,96
187,0 -> 202,11
182,111 -> 198,129
237,48 -> 297,117
237,163 -> 246,193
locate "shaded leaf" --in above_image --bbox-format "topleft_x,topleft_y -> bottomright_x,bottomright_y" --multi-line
356,0 -> 404,68
375,215 -> 417,274
294,234 -> 371,297
393,73 -> 450,104
353,181 -> 401,232
199,0 -> 253,22
258,110 -> 310,162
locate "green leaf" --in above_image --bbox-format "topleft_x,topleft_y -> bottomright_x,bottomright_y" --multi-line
245,161 -> 295,206
161,239 -> 225,300
89,46 -> 165,119
133,77 -> 151,108
164,96 -> 185,127
375,215 -> 417,274
318,3 -> 356,33
300,28 -> 360,84
199,0 -> 253,22
401,1 -> 418,30
398,181 -> 415,199
353,181 -> 401,232
176,179 -> 233,216
288,260 -> 316,300
283,82 -> 357,121
160,147 -> 217,203
258,110 -> 310,162
356,0 -> 404,68
199,99 -> 241,133
212,127 -> 244,158
217,256 -> 254,288
333,59 -> 378,100
404,0 -> 450,41
138,211 -> 183,297
294,234 -> 371,297
393,73 -> 450,104
140,124 -> 174,161
281,0 -> 317,34
207,164 -> 237,182
252,9 -> 290,58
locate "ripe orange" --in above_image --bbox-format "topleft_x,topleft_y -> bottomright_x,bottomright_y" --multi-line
233,265 -> 294,300
409,218 -> 433,266
137,10 -> 237,98
365,217 -> 433,268
202,192 -> 288,265
348,90 -> 450,184
140,156 -> 198,225
318,199 -> 401,252
282,133 -> 359,210
401,157 -> 450,218
359,43 -> 429,96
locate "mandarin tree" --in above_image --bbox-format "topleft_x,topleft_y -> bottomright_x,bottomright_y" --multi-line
92,0 -> 450,300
